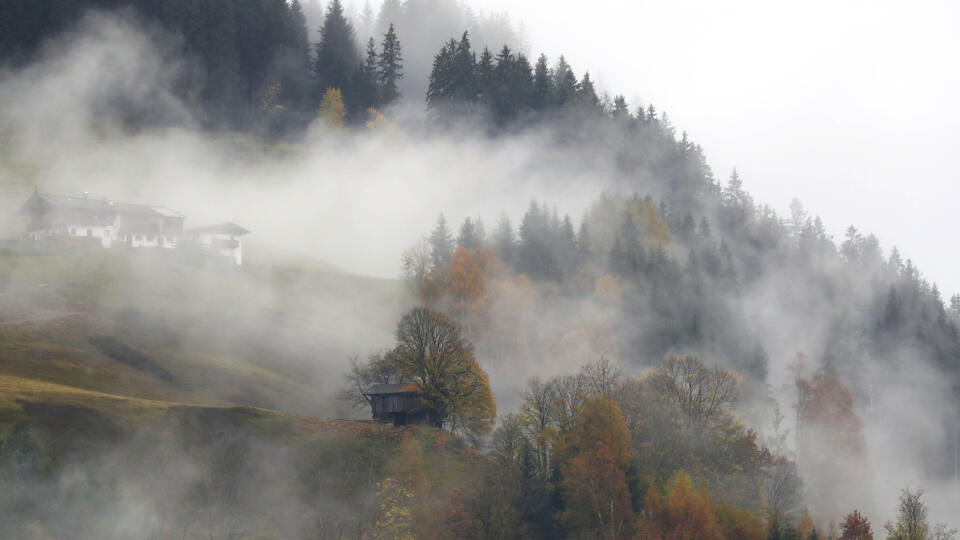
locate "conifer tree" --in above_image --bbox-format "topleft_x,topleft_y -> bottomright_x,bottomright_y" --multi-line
476,47 -> 495,103
427,33 -> 478,117
553,55 -> 578,105
612,95 -> 629,119
377,23 -> 403,105
317,87 -> 346,126
376,0 -> 403,36
430,214 -> 454,272
358,1 -> 375,43
493,214 -> 516,267
352,37 -> 380,111
532,54 -> 554,110
577,72 -> 600,109
314,0 -> 359,105
458,217 -> 483,249
452,32 -> 478,101
281,2 -> 313,112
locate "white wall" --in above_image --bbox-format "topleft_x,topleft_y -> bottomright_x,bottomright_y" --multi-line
66,224 -> 112,247
197,232 -> 243,266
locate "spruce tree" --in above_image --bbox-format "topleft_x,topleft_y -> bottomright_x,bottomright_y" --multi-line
426,33 -> 477,118
612,95 -> 629,119
532,54 -> 554,110
489,46 -> 534,125
476,47 -> 495,104
493,214 -> 516,267
429,214 -> 454,272
277,0 -> 313,116
577,71 -> 600,109
452,32 -> 478,102
314,0 -> 359,105
352,37 -> 381,112
427,39 -> 457,111
553,55 -> 578,105
376,0 -> 403,36
457,217 -> 483,249
358,1 -> 375,43
377,23 -> 403,105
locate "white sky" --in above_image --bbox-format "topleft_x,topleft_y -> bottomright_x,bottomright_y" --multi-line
460,0 -> 960,296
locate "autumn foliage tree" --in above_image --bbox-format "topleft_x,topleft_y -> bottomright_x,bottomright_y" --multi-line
641,471 -> 765,540
795,370 -> 867,517
392,308 -> 496,436
839,509 -> 873,540
317,87 -> 346,127
443,246 -> 503,332
557,397 -> 634,540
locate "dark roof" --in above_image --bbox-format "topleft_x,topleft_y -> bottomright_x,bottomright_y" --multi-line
365,383 -> 419,395
20,191 -> 185,219
186,222 -> 251,235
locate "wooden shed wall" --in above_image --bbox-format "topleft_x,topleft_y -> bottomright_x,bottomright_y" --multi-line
372,393 -> 421,416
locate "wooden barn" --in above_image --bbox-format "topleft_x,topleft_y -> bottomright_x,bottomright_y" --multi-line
365,383 -> 426,426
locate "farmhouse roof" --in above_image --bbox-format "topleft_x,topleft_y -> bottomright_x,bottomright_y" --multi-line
365,383 -> 419,395
20,191 -> 185,219
186,222 -> 251,235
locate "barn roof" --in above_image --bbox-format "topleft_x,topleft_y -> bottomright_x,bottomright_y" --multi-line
186,222 -> 251,235
20,191 -> 185,219
366,383 -> 419,395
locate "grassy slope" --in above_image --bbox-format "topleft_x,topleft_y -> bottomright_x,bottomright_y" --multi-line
0,247 -> 487,515
0,247 -> 409,425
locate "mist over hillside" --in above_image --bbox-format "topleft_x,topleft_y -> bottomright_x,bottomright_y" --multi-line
0,4 -> 958,539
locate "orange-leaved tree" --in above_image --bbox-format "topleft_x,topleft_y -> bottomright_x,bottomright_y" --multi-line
795,370 -> 866,518
839,509 -> 873,540
443,246 -> 503,333
558,397 -> 634,540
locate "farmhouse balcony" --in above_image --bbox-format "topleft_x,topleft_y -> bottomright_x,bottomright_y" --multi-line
211,238 -> 240,249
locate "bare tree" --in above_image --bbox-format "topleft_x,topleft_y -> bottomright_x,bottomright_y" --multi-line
400,238 -> 431,296
551,374 -> 588,434
580,355 -> 622,396
762,454 -> 804,529
650,356 -> 739,425
521,377 -> 557,479
340,351 -> 406,408
885,488 -> 928,540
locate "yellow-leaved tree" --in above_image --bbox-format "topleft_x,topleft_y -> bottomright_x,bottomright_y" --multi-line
558,397 -> 634,540
317,87 -> 345,127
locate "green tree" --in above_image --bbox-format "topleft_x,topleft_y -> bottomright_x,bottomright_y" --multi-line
352,37 -> 381,112
531,53 -> 554,110
457,217 -> 483,249
430,214 -> 454,272
314,0 -> 359,105
427,32 -> 477,118
377,23 -> 403,105
553,55 -> 578,105
392,308 -> 496,436
492,214 -> 516,267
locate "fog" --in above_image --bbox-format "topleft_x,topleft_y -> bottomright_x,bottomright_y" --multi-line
1,7 -> 959,537
461,0 -> 960,299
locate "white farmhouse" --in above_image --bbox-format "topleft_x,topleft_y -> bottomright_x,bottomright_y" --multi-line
20,191 -> 185,248
184,222 -> 251,266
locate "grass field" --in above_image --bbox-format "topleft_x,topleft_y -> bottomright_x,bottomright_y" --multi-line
0,247 -> 411,430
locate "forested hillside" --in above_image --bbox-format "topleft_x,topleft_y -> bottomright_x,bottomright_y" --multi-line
1,1 -> 959,538
0,0 -> 520,133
